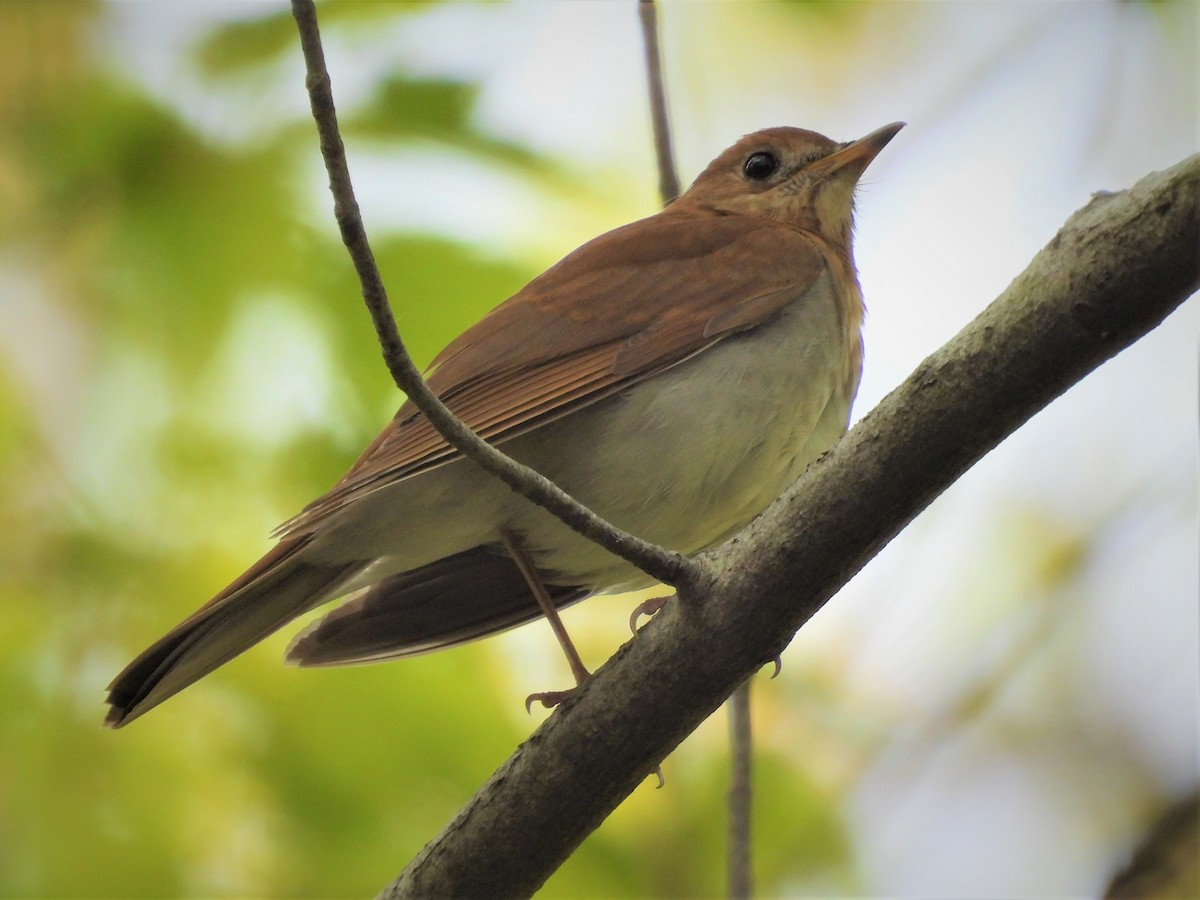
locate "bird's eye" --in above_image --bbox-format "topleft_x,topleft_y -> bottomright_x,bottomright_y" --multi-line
743,152 -> 779,181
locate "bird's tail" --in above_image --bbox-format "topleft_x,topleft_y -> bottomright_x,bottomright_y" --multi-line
104,537 -> 361,728
286,545 -> 588,667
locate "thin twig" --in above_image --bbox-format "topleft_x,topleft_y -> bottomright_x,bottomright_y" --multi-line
727,681 -> 753,899
638,1 -> 756,888
288,0 -> 693,589
644,0 -> 757,887
638,0 -> 681,204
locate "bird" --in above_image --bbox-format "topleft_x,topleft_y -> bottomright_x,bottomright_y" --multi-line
104,122 -> 904,727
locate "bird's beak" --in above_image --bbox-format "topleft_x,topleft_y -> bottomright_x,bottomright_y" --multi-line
809,121 -> 906,180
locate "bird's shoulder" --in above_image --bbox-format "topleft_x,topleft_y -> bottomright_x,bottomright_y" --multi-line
426,209 -> 828,386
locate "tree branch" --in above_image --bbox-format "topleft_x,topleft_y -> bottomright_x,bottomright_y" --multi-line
1106,791 -> 1199,898
727,680 -> 753,900
638,0 -> 681,204
380,155 -> 1200,898
287,0 -> 692,589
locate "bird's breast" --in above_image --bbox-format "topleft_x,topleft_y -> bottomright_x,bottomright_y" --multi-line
508,268 -> 863,588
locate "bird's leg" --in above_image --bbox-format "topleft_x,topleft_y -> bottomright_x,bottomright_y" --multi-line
500,528 -> 591,710
501,529 -> 668,787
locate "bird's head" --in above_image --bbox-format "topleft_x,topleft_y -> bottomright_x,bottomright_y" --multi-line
676,122 -> 904,252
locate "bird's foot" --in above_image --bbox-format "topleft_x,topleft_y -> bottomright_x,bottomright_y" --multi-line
628,594 -> 673,633
525,682 -> 586,712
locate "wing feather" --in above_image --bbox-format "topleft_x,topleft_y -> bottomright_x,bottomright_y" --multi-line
277,213 -> 828,536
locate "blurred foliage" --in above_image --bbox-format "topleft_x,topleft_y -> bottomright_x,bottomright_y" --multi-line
4,0 -> 1190,896
0,1 -> 855,896
194,1 -> 437,78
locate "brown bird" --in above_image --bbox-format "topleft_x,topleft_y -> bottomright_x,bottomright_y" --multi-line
104,122 -> 903,727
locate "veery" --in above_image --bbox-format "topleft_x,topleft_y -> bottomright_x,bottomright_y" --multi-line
105,122 -> 904,726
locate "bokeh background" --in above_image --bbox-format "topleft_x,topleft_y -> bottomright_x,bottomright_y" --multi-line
0,1 -> 1196,896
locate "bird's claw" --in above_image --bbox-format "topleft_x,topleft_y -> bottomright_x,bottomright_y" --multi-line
525,687 -> 579,713
629,595 -> 672,633
768,655 -> 782,678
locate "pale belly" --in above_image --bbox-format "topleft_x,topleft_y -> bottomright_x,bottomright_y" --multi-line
502,272 -> 859,587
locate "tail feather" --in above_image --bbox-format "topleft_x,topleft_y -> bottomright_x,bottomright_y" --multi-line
105,538 -> 361,727
286,546 -> 588,667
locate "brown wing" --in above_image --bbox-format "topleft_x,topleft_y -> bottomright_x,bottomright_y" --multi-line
277,211 -> 828,536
